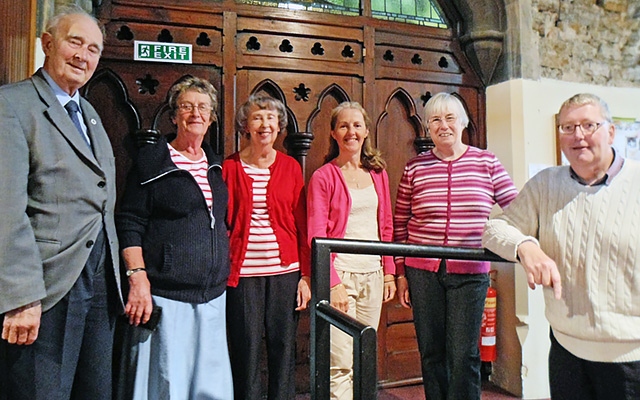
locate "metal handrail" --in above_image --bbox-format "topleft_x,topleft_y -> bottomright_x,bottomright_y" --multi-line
310,237 -> 509,400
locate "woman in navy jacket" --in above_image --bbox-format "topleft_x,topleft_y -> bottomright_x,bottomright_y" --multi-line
117,76 -> 232,399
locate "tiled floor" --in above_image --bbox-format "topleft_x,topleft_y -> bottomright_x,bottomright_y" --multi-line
296,380 -> 521,399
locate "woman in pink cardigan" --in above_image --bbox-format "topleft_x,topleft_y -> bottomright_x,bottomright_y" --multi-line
307,101 -> 396,399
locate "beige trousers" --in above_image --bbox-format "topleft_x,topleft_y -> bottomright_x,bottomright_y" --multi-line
330,269 -> 384,400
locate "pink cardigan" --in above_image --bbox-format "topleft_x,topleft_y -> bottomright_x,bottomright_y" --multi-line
307,161 -> 395,287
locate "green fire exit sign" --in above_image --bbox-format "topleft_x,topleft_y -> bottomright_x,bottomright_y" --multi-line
134,41 -> 192,64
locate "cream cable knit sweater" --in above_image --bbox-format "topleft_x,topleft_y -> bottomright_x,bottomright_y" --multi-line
483,159 -> 640,362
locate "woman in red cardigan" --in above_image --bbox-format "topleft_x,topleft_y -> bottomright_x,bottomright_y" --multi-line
222,94 -> 310,400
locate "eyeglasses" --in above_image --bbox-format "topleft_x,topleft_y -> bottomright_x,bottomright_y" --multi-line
558,121 -> 606,135
178,103 -> 212,114
428,115 -> 457,127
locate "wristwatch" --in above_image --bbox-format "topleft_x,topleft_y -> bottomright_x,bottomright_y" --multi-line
126,268 -> 146,277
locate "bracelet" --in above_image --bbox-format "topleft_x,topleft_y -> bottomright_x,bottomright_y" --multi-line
384,277 -> 395,283
330,283 -> 344,291
126,268 -> 146,277
396,275 -> 406,280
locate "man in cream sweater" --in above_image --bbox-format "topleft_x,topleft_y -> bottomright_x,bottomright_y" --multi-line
483,93 -> 640,399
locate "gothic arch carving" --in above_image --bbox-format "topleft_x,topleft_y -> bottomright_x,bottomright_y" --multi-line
306,83 -> 350,133
378,87 -> 432,154
147,75 -> 222,154
251,79 -> 299,135
83,67 -> 141,132
450,91 -> 478,146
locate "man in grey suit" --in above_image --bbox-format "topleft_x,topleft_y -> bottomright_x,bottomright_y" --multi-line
0,6 -> 123,399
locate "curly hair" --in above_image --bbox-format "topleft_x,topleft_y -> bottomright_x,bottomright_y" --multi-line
324,102 -> 386,172
167,75 -> 218,120
235,94 -> 288,139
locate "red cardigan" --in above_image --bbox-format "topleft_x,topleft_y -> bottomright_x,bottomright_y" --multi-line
223,151 -> 310,287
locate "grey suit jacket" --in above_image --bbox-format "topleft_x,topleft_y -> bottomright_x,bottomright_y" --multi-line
0,69 -> 123,314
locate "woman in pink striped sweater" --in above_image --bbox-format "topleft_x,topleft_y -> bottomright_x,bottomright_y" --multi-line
394,92 -> 517,400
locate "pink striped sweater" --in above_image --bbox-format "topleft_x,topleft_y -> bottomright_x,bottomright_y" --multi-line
394,146 -> 517,274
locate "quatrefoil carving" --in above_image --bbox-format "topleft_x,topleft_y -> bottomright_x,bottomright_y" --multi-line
116,25 -> 133,41
293,83 -> 311,102
196,32 -> 211,47
279,39 -> 294,53
246,36 -> 261,51
341,45 -> 355,58
311,42 -> 325,56
136,74 -> 160,95
421,91 -> 432,107
158,29 -> 173,43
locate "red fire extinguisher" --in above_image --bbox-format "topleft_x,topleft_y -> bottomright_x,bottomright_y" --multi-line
480,270 -> 497,363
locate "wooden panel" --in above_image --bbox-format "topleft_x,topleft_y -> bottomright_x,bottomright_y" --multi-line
237,54 -> 363,77
236,34 -> 362,76
234,69 -> 362,182
92,0 -> 489,390
376,30 -> 453,50
376,46 -> 461,75
109,2 -> 224,25
85,61 -> 222,207
237,17 -> 363,42
0,0 -> 35,84
237,33 -> 362,64
381,322 -> 422,383
102,21 -> 222,65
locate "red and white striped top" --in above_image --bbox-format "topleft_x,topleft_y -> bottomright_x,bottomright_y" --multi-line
168,144 -> 212,210
240,162 -> 297,277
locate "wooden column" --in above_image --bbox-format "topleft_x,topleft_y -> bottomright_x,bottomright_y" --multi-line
0,0 -> 36,84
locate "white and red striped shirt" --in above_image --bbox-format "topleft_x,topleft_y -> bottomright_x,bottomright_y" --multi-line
168,144 -> 212,210
240,162 -> 297,277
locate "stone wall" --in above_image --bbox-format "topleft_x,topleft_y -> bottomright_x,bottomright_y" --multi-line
532,0 -> 640,86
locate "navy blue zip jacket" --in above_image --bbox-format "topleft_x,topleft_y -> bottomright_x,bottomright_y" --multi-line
116,134 -> 229,303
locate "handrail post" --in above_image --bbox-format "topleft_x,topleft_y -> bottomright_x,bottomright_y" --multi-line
353,325 -> 377,400
309,238 -> 510,400
310,239 -> 331,400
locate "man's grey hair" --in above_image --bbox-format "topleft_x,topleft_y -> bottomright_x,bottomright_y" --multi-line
44,5 -> 105,40
559,93 -> 612,123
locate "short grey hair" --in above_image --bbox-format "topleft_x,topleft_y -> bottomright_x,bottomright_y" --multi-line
235,94 -> 288,138
168,75 -> 218,120
558,93 -> 612,123
44,5 -> 105,42
424,92 -> 470,129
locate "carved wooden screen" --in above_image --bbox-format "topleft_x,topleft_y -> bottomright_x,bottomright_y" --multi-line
91,0 -> 485,391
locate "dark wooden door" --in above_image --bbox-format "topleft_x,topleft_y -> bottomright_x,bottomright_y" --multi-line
91,0 -> 485,393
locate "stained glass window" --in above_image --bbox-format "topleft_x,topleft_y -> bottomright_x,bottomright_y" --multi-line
372,0 -> 446,27
238,0 -> 360,16
235,0 -> 448,27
